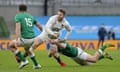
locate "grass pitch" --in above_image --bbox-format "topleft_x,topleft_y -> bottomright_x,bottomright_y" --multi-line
0,50 -> 120,72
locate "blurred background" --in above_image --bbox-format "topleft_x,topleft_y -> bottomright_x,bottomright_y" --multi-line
0,0 -> 120,50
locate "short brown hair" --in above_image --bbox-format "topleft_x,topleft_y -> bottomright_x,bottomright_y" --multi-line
19,4 -> 27,11
58,8 -> 66,15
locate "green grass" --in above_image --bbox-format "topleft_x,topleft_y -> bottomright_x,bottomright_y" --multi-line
0,50 -> 120,72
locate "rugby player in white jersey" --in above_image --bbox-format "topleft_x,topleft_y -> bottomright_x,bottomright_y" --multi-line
28,9 -> 72,66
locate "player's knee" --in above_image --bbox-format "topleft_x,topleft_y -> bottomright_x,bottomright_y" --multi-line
9,41 -> 15,48
33,38 -> 42,48
87,57 -> 97,63
32,41 -> 39,48
33,42 -> 39,48
92,58 -> 98,63
92,60 -> 97,63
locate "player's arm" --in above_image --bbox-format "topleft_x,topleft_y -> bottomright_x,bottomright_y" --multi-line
14,15 -> 21,42
33,19 -> 43,31
45,17 -> 57,37
16,22 -> 21,41
64,20 -> 72,40
35,22 -> 43,31
50,39 -> 66,49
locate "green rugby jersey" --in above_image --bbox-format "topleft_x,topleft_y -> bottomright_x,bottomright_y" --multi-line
14,12 -> 36,39
58,42 -> 78,57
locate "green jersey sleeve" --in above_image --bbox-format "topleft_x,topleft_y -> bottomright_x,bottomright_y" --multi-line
14,14 -> 21,23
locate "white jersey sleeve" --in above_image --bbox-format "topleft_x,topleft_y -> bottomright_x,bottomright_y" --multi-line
45,16 -> 56,35
64,19 -> 72,40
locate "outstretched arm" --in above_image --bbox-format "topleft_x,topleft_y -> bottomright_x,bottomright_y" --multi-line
50,39 -> 66,49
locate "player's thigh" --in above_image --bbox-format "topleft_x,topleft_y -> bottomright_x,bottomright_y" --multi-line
49,44 -> 58,52
77,48 -> 89,60
9,40 -> 16,47
73,55 -> 94,65
79,51 -> 96,62
10,38 -> 22,47
19,38 -> 34,48
86,54 -> 97,63
37,31 -> 49,42
72,57 -> 88,65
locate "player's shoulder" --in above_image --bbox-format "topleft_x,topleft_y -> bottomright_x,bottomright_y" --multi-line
15,13 -> 25,17
49,15 -> 57,20
26,13 -> 33,16
15,13 -> 21,17
15,13 -> 22,19
25,13 -> 34,17
63,17 -> 67,22
62,18 -> 69,25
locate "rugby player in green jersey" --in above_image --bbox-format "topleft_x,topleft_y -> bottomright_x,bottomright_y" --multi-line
49,39 -> 114,65
9,4 -> 43,69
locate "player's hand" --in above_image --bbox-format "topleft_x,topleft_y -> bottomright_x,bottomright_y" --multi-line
15,41 -> 18,47
50,39 -> 58,44
52,34 -> 58,38
15,38 -> 19,47
58,39 -> 66,42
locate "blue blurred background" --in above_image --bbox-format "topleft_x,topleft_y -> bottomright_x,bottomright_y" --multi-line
34,16 -> 120,40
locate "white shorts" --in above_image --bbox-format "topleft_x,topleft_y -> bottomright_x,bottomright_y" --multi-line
77,48 -> 88,60
36,31 -> 50,43
13,38 -> 34,49
36,30 -> 60,50
36,30 -> 60,43
72,48 -> 93,65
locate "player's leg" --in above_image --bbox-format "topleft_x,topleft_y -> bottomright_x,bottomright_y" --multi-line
16,38 -> 41,69
22,35 -> 44,58
31,37 -> 43,50
49,44 -> 67,67
98,52 -> 113,60
85,43 -> 114,63
24,47 -> 41,69
9,40 -> 28,69
22,38 -> 43,58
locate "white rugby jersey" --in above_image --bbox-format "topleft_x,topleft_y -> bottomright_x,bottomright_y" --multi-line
45,15 -> 72,39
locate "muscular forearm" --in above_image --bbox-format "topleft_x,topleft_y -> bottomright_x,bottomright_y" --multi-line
56,42 -> 66,49
64,30 -> 71,40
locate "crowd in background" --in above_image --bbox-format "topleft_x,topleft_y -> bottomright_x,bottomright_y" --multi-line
97,24 -> 115,48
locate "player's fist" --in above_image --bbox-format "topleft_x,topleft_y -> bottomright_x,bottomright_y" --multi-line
50,39 -> 58,44
52,34 -> 58,38
48,33 -> 59,39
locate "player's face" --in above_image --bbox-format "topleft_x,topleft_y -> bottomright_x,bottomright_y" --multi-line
57,11 -> 64,21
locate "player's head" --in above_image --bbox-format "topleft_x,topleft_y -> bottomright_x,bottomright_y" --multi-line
57,8 -> 66,21
18,4 -> 27,12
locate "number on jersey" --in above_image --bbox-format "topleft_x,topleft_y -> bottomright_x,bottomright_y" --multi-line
25,18 -> 32,27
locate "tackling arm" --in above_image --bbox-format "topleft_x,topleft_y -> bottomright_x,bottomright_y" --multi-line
50,39 -> 66,49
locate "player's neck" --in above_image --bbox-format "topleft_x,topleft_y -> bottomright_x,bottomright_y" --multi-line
58,19 -> 63,22
19,11 -> 26,13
